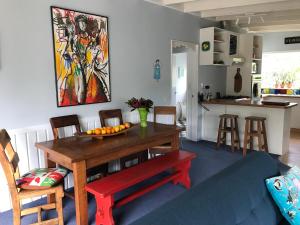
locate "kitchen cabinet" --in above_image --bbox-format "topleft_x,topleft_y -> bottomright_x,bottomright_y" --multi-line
199,27 -> 239,66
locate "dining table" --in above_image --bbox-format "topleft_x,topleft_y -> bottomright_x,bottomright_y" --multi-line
35,122 -> 182,225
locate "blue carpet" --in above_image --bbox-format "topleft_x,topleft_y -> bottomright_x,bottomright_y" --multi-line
0,140 -> 246,225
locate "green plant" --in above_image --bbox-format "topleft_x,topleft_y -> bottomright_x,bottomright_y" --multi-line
285,71 -> 296,83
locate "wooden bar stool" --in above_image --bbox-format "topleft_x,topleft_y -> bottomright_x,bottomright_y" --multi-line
243,116 -> 269,156
217,114 -> 241,151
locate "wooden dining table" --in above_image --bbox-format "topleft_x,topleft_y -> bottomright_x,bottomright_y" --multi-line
35,122 -> 182,225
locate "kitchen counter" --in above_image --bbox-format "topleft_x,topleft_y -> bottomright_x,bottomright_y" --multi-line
203,99 -> 298,109
263,94 -> 300,99
200,98 -> 297,155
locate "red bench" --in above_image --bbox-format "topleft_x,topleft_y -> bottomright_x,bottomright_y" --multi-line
85,150 -> 196,225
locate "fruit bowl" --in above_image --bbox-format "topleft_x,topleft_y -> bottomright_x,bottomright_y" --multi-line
75,122 -> 134,139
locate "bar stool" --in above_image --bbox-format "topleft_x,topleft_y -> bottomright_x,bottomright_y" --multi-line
243,116 -> 269,156
217,114 -> 241,151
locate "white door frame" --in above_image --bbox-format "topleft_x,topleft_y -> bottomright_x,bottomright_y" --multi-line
171,40 -> 200,141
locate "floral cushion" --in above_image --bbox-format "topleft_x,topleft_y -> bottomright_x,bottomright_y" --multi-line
16,168 -> 68,189
265,166 -> 300,225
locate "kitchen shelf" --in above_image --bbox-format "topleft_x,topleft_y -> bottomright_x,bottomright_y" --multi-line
214,40 -> 225,43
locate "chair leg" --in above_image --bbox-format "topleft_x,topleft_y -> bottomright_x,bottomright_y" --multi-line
262,120 -> 269,153
234,117 -> 241,151
243,120 -> 249,156
257,121 -> 263,151
56,187 -> 64,225
12,200 -> 21,225
223,118 -> 227,145
230,118 -> 235,152
138,150 -> 149,163
249,120 -> 254,150
216,118 -> 223,149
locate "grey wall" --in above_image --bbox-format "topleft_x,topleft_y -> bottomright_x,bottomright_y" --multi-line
199,66 -> 227,98
263,31 -> 300,52
0,0 -> 221,129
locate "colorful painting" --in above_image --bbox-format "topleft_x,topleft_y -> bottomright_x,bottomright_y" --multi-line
51,7 -> 111,107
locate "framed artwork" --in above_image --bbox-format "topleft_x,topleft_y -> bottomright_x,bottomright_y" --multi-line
51,6 -> 111,107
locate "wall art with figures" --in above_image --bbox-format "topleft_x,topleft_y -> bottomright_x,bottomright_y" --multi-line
51,7 -> 111,107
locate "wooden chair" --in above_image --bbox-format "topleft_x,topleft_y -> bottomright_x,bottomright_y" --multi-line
99,109 -> 148,170
0,129 -> 64,225
50,115 -> 109,193
149,106 -> 177,158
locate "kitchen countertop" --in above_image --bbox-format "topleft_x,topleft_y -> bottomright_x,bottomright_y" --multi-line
263,94 -> 300,98
202,98 -> 298,109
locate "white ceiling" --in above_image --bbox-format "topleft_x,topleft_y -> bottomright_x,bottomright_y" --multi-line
145,0 -> 300,33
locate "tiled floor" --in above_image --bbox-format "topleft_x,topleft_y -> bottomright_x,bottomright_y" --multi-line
280,130 -> 300,167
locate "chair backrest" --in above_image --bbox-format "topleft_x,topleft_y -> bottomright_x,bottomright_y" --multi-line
0,129 -> 20,197
50,114 -> 81,139
154,106 -> 176,125
99,109 -> 123,126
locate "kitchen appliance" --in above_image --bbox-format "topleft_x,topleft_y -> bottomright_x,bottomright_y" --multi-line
251,74 -> 262,101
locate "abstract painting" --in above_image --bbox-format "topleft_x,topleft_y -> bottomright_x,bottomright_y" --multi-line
51,7 -> 111,107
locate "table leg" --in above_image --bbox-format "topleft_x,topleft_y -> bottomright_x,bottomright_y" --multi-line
44,153 -> 56,203
171,131 -> 180,151
73,161 -> 88,225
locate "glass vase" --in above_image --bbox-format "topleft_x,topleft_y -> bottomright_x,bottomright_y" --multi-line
138,108 -> 148,127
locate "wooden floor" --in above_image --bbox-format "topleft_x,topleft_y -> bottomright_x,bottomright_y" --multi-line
280,130 -> 300,167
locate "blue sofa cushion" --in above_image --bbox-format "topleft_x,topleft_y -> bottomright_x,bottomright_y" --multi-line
266,166 -> 300,225
129,152 -> 283,225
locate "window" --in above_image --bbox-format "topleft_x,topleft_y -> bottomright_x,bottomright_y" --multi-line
262,51 -> 300,91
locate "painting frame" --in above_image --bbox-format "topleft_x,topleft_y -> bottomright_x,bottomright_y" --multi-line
50,6 -> 111,107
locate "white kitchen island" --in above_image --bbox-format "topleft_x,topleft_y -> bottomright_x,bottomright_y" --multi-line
201,99 -> 297,155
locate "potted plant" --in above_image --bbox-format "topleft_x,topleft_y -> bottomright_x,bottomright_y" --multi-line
126,97 -> 153,127
285,71 -> 296,89
273,72 -> 280,89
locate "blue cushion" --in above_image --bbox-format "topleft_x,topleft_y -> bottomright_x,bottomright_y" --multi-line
266,166 -> 300,225
129,152 -> 283,225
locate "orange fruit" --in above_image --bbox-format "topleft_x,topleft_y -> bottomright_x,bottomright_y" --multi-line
114,126 -> 120,133
95,129 -> 101,135
120,125 -> 125,130
124,122 -> 130,129
106,129 -> 111,134
101,129 -> 107,135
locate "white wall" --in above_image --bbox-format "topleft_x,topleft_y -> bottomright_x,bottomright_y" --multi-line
0,0 -> 219,130
263,31 -> 300,52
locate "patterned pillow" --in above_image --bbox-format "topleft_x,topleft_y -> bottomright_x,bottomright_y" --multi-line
16,168 -> 68,190
265,166 -> 300,225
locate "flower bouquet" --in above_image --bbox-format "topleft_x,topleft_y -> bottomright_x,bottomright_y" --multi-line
126,98 -> 153,127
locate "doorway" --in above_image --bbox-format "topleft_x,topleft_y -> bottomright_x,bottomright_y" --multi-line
171,40 -> 200,141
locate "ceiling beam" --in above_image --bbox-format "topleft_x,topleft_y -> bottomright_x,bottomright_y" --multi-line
184,0 -> 288,13
240,19 -> 300,27
162,0 -> 195,5
247,24 -> 300,32
200,0 -> 300,18
216,9 -> 300,22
